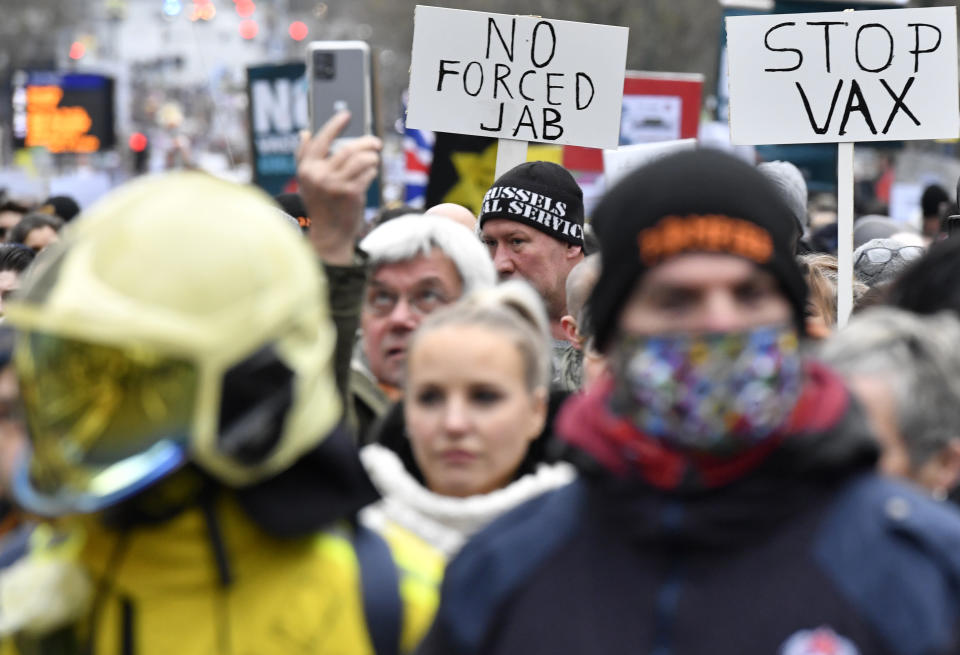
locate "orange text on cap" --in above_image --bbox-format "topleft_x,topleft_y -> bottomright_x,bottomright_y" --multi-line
638,214 -> 774,266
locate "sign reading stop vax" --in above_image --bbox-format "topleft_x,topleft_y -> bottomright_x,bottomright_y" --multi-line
726,6 -> 959,145
406,6 -> 628,149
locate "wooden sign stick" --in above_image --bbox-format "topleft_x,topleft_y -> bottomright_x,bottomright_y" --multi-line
837,141 -> 855,328
495,138 -> 529,180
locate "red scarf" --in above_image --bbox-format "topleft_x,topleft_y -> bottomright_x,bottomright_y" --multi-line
556,361 -> 849,490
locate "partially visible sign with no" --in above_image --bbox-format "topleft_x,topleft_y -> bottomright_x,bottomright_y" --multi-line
246,62 -> 308,196
406,6 -> 629,149
726,6 -> 959,145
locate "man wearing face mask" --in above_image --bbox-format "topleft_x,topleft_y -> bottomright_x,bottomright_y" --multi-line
417,150 -> 960,655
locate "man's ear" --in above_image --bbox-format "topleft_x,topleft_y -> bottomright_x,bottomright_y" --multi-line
560,315 -> 582,348
565,243 -> 583,261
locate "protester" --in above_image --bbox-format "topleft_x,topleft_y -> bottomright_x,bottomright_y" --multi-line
799,253 -> 867,338
8,213 -> 62,253
821,308 -> 960,500
556,254 -> 600,391
0,245 -> 35,319
478,161 -> 586,380
921,183 -> 950,242
0,201 -> 29,243
352,214 -> 496,441
887,235 -> 960,317
419,149 -> 960,655
853,238 -> 924,288
758,160 -> 807,249
40,195 -> 81,223
360,281 -> 574,560
1,170 -> 435,654
425,203 -> 477,232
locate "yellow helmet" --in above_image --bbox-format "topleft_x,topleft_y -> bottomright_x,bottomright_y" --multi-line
7,172 -> 341,515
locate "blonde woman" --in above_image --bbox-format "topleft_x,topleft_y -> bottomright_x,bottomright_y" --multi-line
360,281 -> 575,560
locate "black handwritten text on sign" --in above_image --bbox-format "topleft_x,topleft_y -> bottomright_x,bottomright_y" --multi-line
406,6 -> 628,149
725,6 -> 958,145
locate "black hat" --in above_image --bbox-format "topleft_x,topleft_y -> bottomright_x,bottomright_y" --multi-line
921,184 -> 949,217
479,161 -> 585,246
41,195 -> 80,222
588,149 -> 807,352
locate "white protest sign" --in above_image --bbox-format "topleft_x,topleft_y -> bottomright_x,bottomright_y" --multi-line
406,6 -> 629,150
603,138 -> 697,189
726,6 -> 959,145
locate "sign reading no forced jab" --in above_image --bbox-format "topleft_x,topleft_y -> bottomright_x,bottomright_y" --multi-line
406,6 -> 629,149
726,6 -> 959,145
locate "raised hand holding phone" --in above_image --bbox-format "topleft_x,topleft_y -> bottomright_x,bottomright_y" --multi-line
296,111 -> 381,265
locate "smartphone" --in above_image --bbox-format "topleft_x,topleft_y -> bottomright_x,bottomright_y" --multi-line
307,41 -> 372,142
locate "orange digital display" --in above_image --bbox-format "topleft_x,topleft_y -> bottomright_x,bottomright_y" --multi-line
25,85 -> 101,153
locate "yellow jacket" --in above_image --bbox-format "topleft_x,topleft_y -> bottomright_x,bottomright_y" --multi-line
9,496 -> 440,655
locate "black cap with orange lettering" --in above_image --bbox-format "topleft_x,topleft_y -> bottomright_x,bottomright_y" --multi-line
588,148 -> 807,351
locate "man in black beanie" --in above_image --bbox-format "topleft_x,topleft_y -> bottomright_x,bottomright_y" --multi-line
479,161 -> 585,337
419,149 -> 960,655
479,161 -> 586,387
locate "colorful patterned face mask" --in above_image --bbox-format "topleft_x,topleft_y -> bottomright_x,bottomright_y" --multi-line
609,325 -> 803,454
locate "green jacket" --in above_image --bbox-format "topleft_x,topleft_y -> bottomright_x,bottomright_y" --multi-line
322,255 -> 370,417
323,253 -> 396,444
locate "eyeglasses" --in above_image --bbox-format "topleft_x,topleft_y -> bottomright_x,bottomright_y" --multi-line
856,245 -> 925,266
364,284 -> 453,318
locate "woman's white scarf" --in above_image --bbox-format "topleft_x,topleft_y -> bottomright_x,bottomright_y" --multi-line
360,444 -> 575,558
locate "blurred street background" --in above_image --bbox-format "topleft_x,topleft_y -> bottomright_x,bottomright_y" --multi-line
0,0 -> 957,225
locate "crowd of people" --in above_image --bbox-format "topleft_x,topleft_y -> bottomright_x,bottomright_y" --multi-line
1,108 -> 960,655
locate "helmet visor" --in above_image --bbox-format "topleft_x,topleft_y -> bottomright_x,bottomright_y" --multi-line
14,331 -> 199,514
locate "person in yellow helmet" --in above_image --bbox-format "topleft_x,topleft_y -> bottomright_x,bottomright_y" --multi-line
0,116 -> 436,655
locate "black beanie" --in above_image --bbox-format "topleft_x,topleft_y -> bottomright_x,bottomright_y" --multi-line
589,149 -> 808,352
41,195 -> 80,222
479,161 -> 585,247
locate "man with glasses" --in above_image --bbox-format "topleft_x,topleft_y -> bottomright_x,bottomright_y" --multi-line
351,214 -> 496,441
853,237 -> 925,288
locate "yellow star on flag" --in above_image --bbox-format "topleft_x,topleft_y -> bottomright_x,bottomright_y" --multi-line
443,143 -> 563,215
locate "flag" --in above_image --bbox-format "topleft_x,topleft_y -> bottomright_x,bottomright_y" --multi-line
403,126 -> 434,208
425,133 -> 563,216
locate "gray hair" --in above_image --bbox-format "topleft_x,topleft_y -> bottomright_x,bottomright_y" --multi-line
758,160 -> 808,230
360,214 -> 496,294
820,307 -> 960,467
409,280 -> 551,392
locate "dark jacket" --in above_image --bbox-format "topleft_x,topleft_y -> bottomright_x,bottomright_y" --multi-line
418,363 -> 960,655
